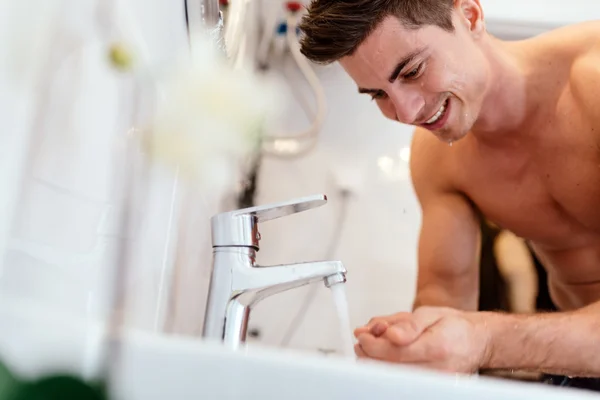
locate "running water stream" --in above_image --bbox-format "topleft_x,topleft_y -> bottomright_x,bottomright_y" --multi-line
330,283 -> 356,359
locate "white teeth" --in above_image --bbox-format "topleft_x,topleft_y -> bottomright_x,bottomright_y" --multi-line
426,100 -> 447,124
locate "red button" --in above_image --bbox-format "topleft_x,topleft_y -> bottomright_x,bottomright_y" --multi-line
285,1 -> 303,12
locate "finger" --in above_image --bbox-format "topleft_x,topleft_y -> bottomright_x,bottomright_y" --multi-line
354,343 -> 368,358
385,308 -> 444,346
368,312 -> 411,327
356,333 -> 395,361
354,326 -> 369,337
384,319 -> 420,346
359,332 -> 434,365
388,336 -> 432,363
354,321 -> 388,337
370,321 -> 389,337
356,312 -> 412,338
354,321 -> 389,337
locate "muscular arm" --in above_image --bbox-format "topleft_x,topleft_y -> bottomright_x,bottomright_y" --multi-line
410,130 -> 481,311
413,193 -> 481,310
480,302 -> 600,376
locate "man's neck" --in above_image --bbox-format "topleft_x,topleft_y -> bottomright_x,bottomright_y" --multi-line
470,36 -> 542,143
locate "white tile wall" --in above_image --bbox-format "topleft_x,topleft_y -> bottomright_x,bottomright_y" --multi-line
0,0 -> 208,334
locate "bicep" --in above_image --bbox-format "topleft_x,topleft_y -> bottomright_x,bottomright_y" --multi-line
409,128 -> 481,310
415,193 -> 482,310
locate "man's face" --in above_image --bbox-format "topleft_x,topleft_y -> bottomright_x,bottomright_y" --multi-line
339,7 -> 488,143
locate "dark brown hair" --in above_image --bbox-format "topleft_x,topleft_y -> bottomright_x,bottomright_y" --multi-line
299,0 -> 455,64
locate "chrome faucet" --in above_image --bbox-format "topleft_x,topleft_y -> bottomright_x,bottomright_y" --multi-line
202,194 -> 347,350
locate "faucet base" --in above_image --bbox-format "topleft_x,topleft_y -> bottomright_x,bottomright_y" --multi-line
224,299 -> 250,350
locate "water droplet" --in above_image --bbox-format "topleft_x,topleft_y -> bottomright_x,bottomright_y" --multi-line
448,141 -> 453,147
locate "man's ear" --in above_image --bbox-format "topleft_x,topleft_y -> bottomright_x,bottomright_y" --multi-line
454,0 -> 485,37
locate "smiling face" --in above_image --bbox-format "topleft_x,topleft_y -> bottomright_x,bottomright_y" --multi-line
339,3 -> 489,143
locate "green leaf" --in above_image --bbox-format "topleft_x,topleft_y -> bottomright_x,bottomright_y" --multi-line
10,375 -> 107,400
0,360 -> 21,400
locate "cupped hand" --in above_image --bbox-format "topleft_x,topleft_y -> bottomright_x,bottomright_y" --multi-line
354,306 -> 491,373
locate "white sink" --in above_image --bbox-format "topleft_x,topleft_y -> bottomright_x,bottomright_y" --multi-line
111,335 -> 600,400
0,298 -> 596,400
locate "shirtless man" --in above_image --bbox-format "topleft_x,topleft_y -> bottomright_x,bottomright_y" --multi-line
299,0 -> 600,382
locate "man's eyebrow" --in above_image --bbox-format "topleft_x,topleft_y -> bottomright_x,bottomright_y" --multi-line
357,47 -> 427,94
387,47 -> 427,82
358,87 -> 379,94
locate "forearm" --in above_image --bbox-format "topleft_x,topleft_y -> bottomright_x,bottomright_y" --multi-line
480,302 -> 600,376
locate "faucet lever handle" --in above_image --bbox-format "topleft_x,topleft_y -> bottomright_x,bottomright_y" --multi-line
211,194 -> 327,248
238,194 -> 327,222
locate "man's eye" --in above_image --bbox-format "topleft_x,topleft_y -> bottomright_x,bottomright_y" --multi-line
403,63 -> 423,79
371,90 -> 387,100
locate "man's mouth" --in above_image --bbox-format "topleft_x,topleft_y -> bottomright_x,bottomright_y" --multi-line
422,98 -> 449,127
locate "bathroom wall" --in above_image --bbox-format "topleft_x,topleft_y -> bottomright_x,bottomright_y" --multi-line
242,0 -> 600,353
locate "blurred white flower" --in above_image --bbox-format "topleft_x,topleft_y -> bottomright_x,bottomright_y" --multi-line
141,32 -> 281,192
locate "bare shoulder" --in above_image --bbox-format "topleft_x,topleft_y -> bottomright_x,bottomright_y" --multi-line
537,21 -> 600,110
409,127 -> 457,197
533,20 -> 600,50
528,21 -> 600,127
569,42 -> 600,122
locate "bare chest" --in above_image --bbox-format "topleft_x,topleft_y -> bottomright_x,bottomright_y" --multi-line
457,130 -> 600,310
457,129 -> 600,248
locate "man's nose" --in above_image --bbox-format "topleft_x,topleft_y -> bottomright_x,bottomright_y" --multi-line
389,88 -> 425,125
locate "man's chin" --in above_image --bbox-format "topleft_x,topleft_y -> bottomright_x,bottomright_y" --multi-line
433,130 -> 467,145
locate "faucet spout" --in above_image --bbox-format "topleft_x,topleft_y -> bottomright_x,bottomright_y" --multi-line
324,272 -> 346,288
235,260 -> 347,306
217,259 -> 346,348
